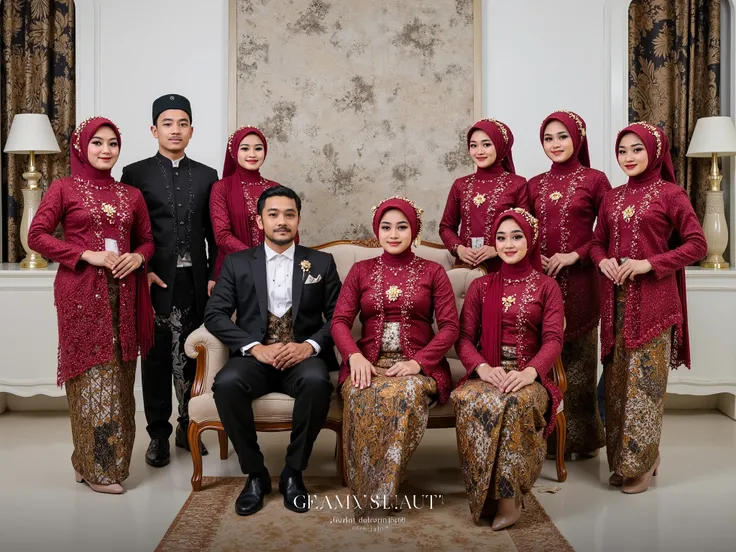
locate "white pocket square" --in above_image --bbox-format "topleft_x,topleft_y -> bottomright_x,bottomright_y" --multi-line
305,274 -> 322,284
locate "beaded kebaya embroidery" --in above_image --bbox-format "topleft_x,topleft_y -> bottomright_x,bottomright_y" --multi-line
502,295 -> 516,312
155,156 -> 195,258
461,173 -> 512,245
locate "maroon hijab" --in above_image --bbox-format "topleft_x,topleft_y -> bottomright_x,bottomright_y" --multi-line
372,196 -> 423,265
540,110 -> 590,172
222,126 -> 269,247
71,117 -> 121,185
222,126 -> 268,180
71,117 -> 154,358
615,122 -> 677,185
480,208 -> 541,367
467,119 -> 516,176
616,122 -> 689,367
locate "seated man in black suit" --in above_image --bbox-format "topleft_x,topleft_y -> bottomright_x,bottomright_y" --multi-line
205,185 -> 341,516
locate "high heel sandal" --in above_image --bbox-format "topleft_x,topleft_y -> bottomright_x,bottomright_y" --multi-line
491,494 -> 524,531
622,454 -> 660,494
75,471 -> 124,495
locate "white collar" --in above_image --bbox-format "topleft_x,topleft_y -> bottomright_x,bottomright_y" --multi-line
264,242 -> 296,261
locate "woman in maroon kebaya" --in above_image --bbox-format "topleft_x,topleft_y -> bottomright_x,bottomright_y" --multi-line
440,118 -> 528,270
209,126 -> 279,280
452,208 -> 564,531
28,117 -> 154,494
331,197 -> 459,517
528,110 -> 610,458
590,123 -> 706,494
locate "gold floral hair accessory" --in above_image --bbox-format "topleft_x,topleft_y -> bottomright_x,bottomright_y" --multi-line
540,111 -> 586,139
371,195 -> 424,247
498,207 -> 539,245
478,118 -> 509,144
73,116 -> 109,154
630,122 -> 662,158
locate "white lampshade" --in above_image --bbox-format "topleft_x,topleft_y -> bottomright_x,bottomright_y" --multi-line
3,113 -> 61,154
686,116 -> 736,158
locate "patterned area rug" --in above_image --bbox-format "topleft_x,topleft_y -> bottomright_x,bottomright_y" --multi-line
157,477 -> 573,552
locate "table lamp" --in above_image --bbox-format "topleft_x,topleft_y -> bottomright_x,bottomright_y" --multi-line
686,116 -> 736,269
3,114 -> 61,268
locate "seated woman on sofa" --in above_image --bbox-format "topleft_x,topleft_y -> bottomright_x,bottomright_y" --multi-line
331,196 -> 459,517
452,208 -> 564,531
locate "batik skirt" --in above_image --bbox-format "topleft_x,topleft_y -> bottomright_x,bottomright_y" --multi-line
605,287 -> 671,478
451,346 -> 549,522
65,274 -> 136,485
341,322 -> 437,515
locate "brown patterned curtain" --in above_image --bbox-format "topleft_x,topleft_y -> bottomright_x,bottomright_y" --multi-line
628,0 -> 720,222
1,0 -> 75,262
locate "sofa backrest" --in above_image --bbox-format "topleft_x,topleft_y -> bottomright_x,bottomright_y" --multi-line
315,240 -> 484,362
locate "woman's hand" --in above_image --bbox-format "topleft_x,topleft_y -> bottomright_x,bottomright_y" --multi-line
546,252 -> 580,277
500,366 -> 538,393
385,359 -> 421,377
111,252 -> 144,279
349,353 -> 377,389
599,258 -> 620,283
473,245 -> 497,264
616,259 -> 652,284
476,364 -> 506,389
541,255 -> 550,271
81,250 -> 118,270
456,245 -> 476,265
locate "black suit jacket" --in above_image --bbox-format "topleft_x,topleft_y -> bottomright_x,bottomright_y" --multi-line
204,244 -> 342,371
121,153 -> 218,317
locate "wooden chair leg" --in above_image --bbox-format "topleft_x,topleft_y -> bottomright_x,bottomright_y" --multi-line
189,422 -> 204,491
336,426 -> 347,487
217,428 -> 229,460
555,413 -> 568,483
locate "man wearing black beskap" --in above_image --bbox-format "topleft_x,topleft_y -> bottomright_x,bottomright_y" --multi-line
205,186 -> 341,516
121,94 -> 218,467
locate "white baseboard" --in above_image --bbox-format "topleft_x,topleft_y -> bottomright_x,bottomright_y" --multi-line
4,386 -> 151,412
0,388 -> 726,414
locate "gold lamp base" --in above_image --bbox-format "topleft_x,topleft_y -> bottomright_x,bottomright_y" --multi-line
700,257 -> 729,269
18,153 -> 49,270
19,251 -> 48,269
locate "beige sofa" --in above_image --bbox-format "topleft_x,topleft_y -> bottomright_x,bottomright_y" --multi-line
184,240 -> 567,491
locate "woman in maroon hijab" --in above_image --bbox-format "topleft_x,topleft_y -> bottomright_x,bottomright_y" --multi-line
209,126 -> 279,280
440,118 -> 528,270
29,117 -> 154,494
331,196 -> 459,518
528,110 -> 610,458
452,208 -> 564,531
590,123 -> 706,494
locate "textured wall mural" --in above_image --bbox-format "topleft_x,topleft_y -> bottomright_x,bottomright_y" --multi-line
235,0 -> 475,244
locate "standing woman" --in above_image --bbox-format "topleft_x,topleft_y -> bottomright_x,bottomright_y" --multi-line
28,117 -> 155,494
453,208 -> 564,531
528,110 -> 610,457
209,126 -> 279,280
440,118 -> 528,270
331,197 -> 459,517
590,123 -> 706,494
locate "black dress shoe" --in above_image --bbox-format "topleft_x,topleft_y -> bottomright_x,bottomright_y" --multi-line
279,471 -> 309,513
235,471 -> 272,516
145,438 -> 170,467
175,424 -> 208,456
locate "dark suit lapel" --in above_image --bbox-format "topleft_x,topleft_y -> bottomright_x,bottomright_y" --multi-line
250,245 -> 268,323
291,246 -> 308,326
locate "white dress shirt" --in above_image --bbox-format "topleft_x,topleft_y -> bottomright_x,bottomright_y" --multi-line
241,243 -> 320,356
